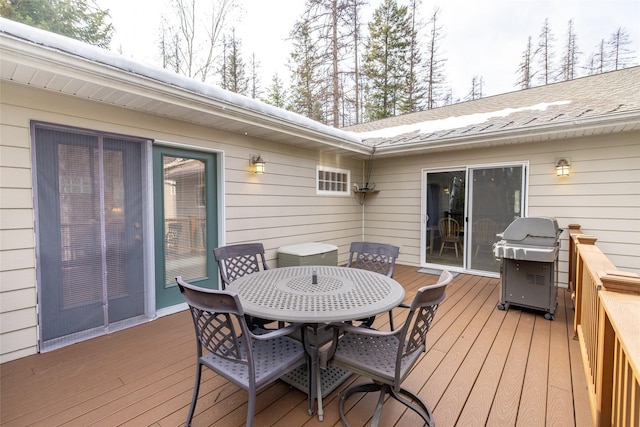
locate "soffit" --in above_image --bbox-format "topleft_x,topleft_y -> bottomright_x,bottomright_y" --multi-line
0,24 -> 370,159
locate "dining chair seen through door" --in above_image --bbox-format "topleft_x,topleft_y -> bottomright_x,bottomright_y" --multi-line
176,276 -> 306,427
438,217 -> 461,258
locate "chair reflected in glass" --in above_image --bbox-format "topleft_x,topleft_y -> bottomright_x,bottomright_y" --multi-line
346,241 -> 400,328
176,276 -> 306,427
438,217 -> 461,258
473,218 -> 498,258
213,242 -> 273,330
327,270 -> 452,427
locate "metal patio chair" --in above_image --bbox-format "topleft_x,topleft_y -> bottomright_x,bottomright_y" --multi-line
346,241 -> 400,329
176,276 -> 306,427
213,243 -> 274,330
327,270 -> 452,427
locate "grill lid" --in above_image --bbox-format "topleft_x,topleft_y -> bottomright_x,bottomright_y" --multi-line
494,217 -> 561,262
498,217 -> 561,246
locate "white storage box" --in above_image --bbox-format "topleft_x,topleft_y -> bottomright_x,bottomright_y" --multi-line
278,242 -> 338,267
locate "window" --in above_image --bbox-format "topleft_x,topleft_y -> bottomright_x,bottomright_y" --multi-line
316,165 -> 350,196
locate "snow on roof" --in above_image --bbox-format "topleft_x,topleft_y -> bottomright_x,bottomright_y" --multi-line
0,18 -> 361,144
354,101 -> 572,139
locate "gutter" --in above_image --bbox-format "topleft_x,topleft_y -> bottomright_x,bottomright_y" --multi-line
372,110 -> 640,157
0,18 -> 369,155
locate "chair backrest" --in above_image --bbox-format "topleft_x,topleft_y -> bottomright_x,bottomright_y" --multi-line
176,276 -> 252,364
213,243 -> 269,289
438,217 -> 460,239
473,218 -> 498,243
395,270 -> 452,386
346,241 -> 400,277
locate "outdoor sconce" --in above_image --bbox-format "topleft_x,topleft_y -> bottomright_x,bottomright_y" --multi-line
555,157 -> 571,176
250,154 -> 266,174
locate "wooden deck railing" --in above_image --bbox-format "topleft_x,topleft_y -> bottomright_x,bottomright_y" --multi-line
569,224 -> 640,427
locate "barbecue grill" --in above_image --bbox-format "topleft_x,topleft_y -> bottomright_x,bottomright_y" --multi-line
494,217 -> 562,320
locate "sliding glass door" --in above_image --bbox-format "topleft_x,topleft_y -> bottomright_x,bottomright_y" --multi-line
423,164 -> 526,273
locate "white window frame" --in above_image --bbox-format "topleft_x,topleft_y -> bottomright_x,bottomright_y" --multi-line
316,165 -> 351,196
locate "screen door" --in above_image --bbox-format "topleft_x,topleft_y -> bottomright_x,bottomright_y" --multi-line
34,124 -> 146,349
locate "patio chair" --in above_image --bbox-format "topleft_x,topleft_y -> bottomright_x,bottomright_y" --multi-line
438,217 -> 462,258
326,270 -> 452,427
176,276 -> 306,427
213,243 -> 273,330
346,241 -> 401,329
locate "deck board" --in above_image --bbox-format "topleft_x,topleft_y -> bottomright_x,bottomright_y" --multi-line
0,265 -> 592,426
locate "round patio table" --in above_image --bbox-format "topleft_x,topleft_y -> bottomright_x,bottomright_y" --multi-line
227,265 -> 405,420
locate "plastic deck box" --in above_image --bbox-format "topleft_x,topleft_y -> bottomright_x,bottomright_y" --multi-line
278,242 -> 338,267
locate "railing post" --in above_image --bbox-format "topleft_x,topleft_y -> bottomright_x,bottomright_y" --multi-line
568,224 -> 582,295
595,301 -> 615,427
573,234 -> 598,339
599,270 -> 640,294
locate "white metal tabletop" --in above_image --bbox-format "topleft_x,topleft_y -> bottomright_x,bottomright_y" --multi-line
227,265 -> 405,323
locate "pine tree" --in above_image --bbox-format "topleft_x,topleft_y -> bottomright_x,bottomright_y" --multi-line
1,0 -> 113,48
400,0 -> 429,114
249,53 -> 262,99
516,35 -> 536,89
466,75 -> 483,101
342,0 -> 367,126
220,29 -> 248,95
262,74 -> 288,108
424,6 -> 446,109
363,0 -> 411,121
559,19 -> 580,81
608,27 -> 636,70
536,18 -> 556,85
293,0 -> 366,127
585,39 -> 607,75
288,17 -> 326,122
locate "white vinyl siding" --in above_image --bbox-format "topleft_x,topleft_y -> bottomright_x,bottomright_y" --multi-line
364,131 -> 640,285
0,81 -> 365,362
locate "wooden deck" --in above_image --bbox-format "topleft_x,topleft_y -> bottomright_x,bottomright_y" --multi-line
0,265 -> 592,426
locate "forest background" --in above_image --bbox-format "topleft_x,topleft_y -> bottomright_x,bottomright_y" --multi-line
3,0 -> 638,127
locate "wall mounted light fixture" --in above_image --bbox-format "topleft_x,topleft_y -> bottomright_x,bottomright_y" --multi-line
250,154 -> 266,174
555,157 -> 571,176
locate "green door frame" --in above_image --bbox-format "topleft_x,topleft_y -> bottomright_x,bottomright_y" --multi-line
152,146 -> 218,309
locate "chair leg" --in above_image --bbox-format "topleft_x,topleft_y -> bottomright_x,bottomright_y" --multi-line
339,383 -> 383,427
388,386 -> 435,427
246,392 -> 255,427
340,381 -> 435,427
186,363 -> 203,426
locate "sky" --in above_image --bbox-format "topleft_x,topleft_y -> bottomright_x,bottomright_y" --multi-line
102,0 -> 640,101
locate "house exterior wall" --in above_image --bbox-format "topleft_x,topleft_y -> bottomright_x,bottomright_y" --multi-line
0,81 -> 364,363
364,131 -> 640,284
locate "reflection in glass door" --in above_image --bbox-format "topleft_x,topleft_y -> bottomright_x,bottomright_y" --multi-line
153,147 -> 217,309
468,165 -> 525,273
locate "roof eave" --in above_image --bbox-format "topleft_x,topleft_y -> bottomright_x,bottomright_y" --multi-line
372,111 -> 640,157
0,24 -> 370,157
